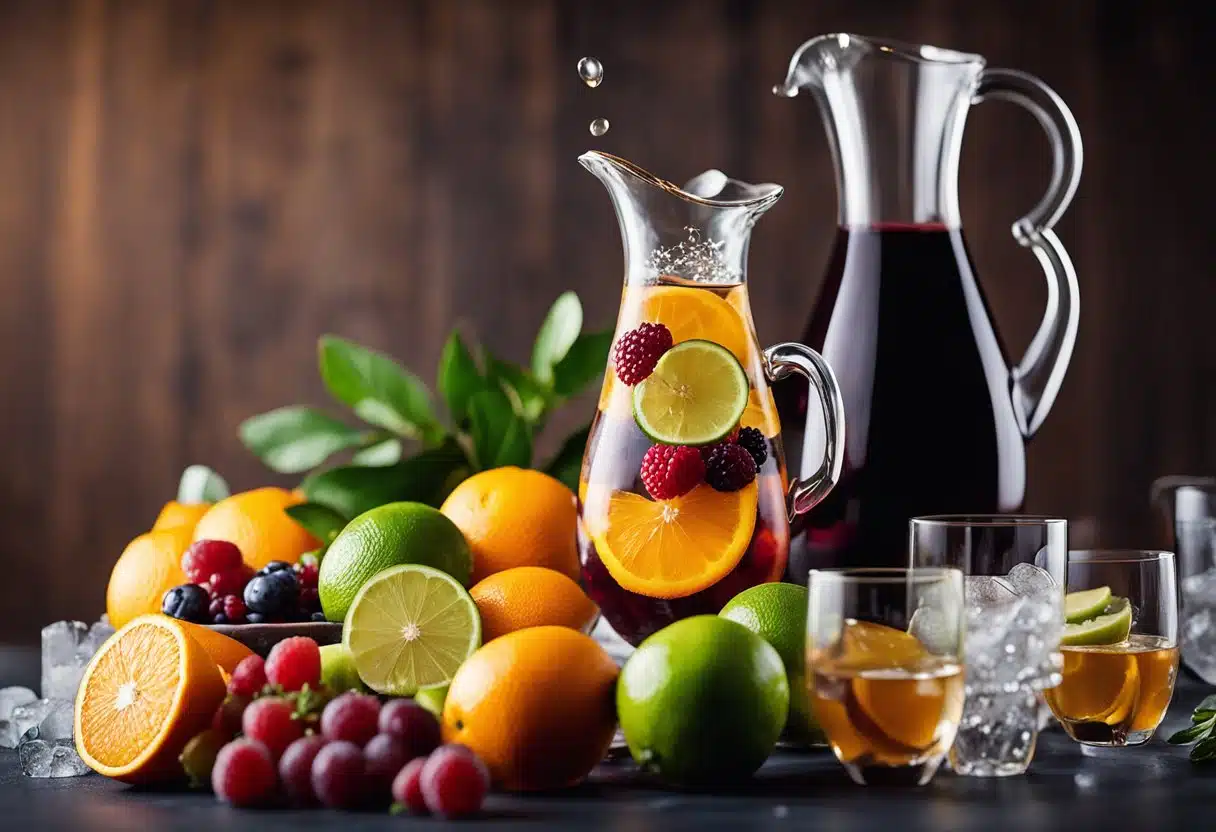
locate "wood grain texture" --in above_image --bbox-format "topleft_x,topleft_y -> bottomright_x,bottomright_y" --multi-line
0,0 -> 1212,643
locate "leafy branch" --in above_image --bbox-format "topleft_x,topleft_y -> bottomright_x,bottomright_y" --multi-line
239,292 -> 609,525
1167,694 -> 1216,762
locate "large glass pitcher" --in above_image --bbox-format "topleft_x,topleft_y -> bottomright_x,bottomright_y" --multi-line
577,152 -> 845,646
773,34 -> 1083,575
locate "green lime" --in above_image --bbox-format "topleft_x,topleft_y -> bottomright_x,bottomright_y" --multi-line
319,502 -> 472,622
632,339 -> 748,446
719,583 -> 824,746
1065,586 -> 1113,624
617,615 -> 788,786
1061,597 -> 1133,646
319,643 -> 369,694
414,684 -> 448,719
343,564 -> 481,696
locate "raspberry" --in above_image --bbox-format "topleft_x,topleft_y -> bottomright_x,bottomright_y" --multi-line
735,426 -> 769,468
392,757 -> 429,814
310,740 -> 367,809
321,692 -> 381,746
279,734 -> 328,806
242,696 -> 305,760
419,744 -> 490,819
705,443 -> 757,492
299,588 -> 321,616
211,738 -> 277,807
208,565 -> 253,599
223,595 -> 247,624
227,655 -> 268,697
639,444 -> 705,500
265,637 -> 322,692
182,540 -> 244,585
296,561 -> 320,588
612,322 -> 673,385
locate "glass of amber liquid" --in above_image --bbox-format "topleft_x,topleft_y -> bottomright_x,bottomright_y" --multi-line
806,568 -> 966,785
1044,550 -> 1180,748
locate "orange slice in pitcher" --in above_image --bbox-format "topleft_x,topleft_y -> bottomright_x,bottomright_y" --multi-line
588,482 -> 758,598
621,284 -> 751,364
75,615 -> 228,784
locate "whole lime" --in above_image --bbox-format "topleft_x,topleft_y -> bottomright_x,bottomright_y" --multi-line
720,582 -> 824,745
319,643 -> 368,693
318,502 -> 471,622
617,615 -> 788,786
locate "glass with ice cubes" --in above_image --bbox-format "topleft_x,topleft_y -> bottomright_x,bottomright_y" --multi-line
909,516 -> 1067,777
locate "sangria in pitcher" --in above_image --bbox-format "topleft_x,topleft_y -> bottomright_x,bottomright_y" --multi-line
576,153 -> 845,646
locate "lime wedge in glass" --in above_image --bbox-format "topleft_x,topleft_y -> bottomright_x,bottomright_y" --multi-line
343,564 -> 481,696
633,339 -> 749,445
1061,597 -> 1133,647
1064,586 -> 1113,624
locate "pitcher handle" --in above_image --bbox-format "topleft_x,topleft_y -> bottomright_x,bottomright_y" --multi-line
974,68 -> 1082,439
762,343 -> 845,522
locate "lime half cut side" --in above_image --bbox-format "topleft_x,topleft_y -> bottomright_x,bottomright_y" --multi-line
1061,598 -> 1133,647
343,564 -> 481,696
632,339 -> 749,446
1064,586 -> 1113,624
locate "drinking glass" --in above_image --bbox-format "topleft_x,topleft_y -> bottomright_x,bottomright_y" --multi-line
1178,519 -> 1216,683
909,515 -> 1067,777
806,568 -> 965,786
1044,550 -> 1180,747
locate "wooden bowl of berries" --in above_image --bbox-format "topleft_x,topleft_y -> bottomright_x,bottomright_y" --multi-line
162,540 -> 341,657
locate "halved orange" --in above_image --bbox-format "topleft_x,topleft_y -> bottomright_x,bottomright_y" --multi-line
75,615 -> 228,784
587,482 -> 758,599
175,619 -> 254,674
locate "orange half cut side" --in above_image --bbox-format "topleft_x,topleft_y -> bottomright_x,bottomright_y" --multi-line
588,482 -> 759,599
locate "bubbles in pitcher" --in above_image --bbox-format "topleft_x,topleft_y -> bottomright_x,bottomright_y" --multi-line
644,227 -> 739,284
577,57 -> 604,88
589,118 -> 610,137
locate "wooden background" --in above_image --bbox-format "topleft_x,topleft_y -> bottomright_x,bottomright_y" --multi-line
1,0 -> 1213,644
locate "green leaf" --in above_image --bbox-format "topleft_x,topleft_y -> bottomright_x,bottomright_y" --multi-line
1168,718 -> 1214,745
318,335 -> 443,443
467,390 -> 532,469
177,465 -> 230,503
1194,710 -> 1216,724
239,406 -> 367,474
1197,694 -> 1216,713
552,330 -> 612,398
545,424 -> 591,491
284,502 -> 349,544
531,292 -> 583,384
300,441 -> 470,518
1192,735 -> 1216,762
485,357 -> 549,424
438,332 -> 485,424
351,438 -> 403,467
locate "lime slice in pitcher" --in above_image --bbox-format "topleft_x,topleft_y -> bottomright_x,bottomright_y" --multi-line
632,339 -> 749,446
1064,586 -> 1113,624
1061,598 -> 1133,647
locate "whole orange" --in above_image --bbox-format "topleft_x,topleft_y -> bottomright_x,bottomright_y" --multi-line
106,526 -> 193,629
151,501 -> 210,534
470,567 -> 598,643
440,467 -> 579,584
192,487 -> 319,570
442,626 -> 618,791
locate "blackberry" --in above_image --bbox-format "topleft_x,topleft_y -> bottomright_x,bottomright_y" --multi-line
704,443 -> 757,492
735,426 -> 769,468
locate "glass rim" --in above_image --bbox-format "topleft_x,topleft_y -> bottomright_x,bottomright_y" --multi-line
807,567 -> 961,585
1068,549 -> 1176,565
910,514 -> 1067,528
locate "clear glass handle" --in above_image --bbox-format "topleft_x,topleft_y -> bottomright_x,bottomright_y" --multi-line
974,68 -> 1082,439
762,343 -> 845,521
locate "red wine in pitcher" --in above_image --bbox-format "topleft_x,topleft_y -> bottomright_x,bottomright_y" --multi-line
777,225 -> 1027,576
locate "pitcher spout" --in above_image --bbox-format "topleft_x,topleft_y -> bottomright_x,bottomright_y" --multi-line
775,33 -> 983,98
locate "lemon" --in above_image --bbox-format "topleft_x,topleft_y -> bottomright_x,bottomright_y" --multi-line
318,502 -> 471,622
632,340 -> 749,446
343,564 -> 481,696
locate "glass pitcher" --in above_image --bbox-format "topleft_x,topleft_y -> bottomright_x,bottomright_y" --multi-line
577,152 -> 846,646
772,34 -> 1083,575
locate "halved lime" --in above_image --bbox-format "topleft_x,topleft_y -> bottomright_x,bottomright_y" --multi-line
632,339 -> 749,445
343,564 -> 481,696
1064,586 -> 1113,624
1061,597 -> 1133,646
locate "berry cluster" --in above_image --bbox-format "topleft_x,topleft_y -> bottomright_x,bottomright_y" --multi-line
183,637 -> 489,818
612,321 -> 672,386
162,541 -> 324,625
641,426 -> 769,498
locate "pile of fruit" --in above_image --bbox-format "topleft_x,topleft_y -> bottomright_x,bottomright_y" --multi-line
163,543 -> 324,625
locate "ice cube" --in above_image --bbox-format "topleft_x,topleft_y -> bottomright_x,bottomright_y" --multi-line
4,699 -> 66,748
25,699 -> 75,741
1006,562 -> 1058,599
78,620 -> 115,660
18,737 -> 91,778
908,607 -> 958,654
0,687 -> 39,748
966,575 -> 1018,605
42,619 -> 111,701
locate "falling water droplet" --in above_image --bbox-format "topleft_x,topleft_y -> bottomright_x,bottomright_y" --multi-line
589,118 -> 610,137
577,56 -> 603,88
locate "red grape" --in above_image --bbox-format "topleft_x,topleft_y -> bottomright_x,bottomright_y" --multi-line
320,692 -> 381,746
377,699 -> 440,759
363,733 -> 411,801
278,735 -> 327,806
242,697 -> 304,760
310,740 -> 366,810
212,739 -> 277,807
420,744 -> 490,819
392,756 -> 429,814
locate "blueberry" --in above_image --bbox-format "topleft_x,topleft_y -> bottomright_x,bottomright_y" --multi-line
243,570 -> 299,616
212,613 -> 229,625
162,584 -> 210,623
258,560 -> 293,576
245,612 -> 266,624
311,611 -> 328,622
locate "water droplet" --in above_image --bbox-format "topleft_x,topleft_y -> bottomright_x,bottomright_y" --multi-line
589,118 -> 610,137
577,56 -> 603,88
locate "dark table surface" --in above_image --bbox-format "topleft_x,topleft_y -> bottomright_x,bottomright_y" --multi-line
3,646 -> 1215,831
